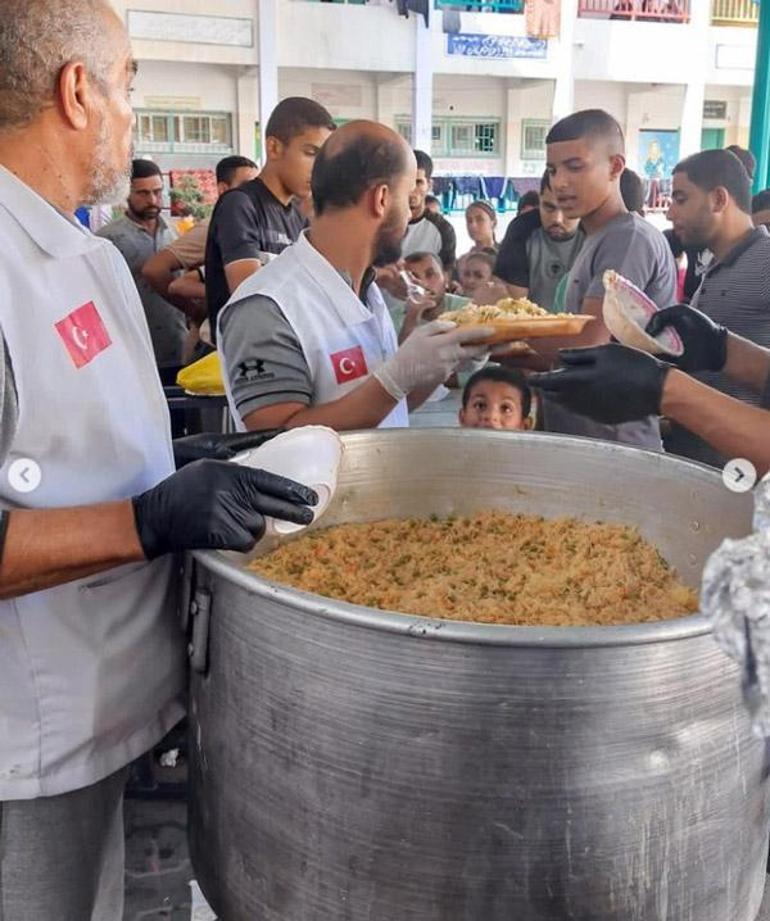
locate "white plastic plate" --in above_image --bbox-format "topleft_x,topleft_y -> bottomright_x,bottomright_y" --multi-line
602,269 -> 684,357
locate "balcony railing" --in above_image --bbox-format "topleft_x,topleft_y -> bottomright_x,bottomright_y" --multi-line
711,0 -> 759,25
435,0 -> 523,11
578,0 -> 690,21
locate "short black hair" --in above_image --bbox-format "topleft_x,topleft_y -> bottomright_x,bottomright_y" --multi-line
663,228 -> 684,260
414,149 -> 434,179
311,132 -> 409,216
131,158 -> 162,181
546,109 -> 625,152
404,251 -> 442,271
540,170 -> 552,194
518,190 -> 540,212
726,145 -> 756,181
673,149 -> 752,214
461,365 -> 532,417
265,97 -> 336,145
752,189 -> 770,213
620,168 -> 645,215
216,155 -> 257,186
425,194 -> 441,208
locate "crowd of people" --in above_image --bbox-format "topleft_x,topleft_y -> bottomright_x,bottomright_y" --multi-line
2,0 -> 770,917
86,95 -> 770,460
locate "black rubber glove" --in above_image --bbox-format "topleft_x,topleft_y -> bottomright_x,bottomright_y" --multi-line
645,304 -> 728,373
172,429 -> 284,469
528,344 -> 671,425
132,460 -> 318,559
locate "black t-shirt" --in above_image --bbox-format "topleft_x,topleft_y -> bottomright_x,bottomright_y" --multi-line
205,177 -> 306,341
494,209 -> 541,288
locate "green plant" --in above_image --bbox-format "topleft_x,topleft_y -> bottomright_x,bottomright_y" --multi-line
170,174 -> 213,220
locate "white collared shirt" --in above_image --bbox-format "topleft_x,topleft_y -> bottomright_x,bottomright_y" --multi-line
0,166 -> 185,799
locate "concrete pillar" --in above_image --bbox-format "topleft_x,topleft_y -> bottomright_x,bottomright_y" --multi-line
504,84 -> 523,177
680,81 -> 706,159
624,88 -> 643,173
552,0 -> 578,123
257,0 -> 279,163
679,0 -> 710,159
738,94 -> 753,148
236,67 -> 260,159
413,16 -> 433,152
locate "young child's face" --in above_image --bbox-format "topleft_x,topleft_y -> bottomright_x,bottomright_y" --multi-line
466,206 -> 496,244
459,381 -> 528,431
460,257 -> 493,298
406,256 -> 447,300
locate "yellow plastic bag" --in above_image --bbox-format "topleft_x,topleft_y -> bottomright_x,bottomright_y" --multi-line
176,351 -> 225,396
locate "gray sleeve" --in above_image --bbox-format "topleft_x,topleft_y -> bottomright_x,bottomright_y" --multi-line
583,226 -> 657,301
219,294 -> 313,421
0,331 -> 18,471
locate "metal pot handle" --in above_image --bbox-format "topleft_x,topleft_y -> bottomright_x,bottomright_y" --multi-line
183,557 -> 213,675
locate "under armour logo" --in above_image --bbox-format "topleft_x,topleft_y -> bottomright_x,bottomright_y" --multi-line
238,358 -> 274,382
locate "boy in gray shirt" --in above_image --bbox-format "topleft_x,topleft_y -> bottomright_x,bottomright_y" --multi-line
534,110 -> 675,450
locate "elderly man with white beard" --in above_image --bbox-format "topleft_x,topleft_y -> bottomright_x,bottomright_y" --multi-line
0,3 -> 317,917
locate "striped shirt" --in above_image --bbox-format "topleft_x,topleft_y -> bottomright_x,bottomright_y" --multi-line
666,226 -> 770,466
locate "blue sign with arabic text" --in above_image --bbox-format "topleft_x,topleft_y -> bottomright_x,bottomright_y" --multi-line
446,32 -> 547,59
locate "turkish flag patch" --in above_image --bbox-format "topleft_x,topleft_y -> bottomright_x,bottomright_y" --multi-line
55,301 -> 112,369
330,345 -> 368,385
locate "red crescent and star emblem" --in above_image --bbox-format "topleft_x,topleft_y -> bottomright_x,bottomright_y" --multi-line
330,345 -> 368,385
55,301 -> 112,369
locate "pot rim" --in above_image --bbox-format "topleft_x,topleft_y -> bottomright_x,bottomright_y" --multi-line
192,548 -> 712,649
193,429 -> 741,650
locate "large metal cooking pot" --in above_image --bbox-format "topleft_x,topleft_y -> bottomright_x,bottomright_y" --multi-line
186,429 -> 770,921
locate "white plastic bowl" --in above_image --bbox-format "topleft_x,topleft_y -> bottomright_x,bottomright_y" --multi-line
602,269 -> 684,357
233,426 -> 343,536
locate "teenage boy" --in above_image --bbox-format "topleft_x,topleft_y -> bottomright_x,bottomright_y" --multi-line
377,149 -> 456,303
403,149 -> 456,269
534,109 -> 676,450
205,97 -> 336,341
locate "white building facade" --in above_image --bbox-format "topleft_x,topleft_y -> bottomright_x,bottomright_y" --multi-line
111,0 -> 759,183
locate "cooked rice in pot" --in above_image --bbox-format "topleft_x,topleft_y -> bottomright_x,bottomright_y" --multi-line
247,511 -> 698,627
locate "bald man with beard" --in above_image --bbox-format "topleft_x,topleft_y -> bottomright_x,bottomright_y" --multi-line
218,120 -> 494,432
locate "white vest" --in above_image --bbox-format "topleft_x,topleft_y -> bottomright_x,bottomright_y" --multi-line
0,168 -> 185,799
218,231 -> 409,430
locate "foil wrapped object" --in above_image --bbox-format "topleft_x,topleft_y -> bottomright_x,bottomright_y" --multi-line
753,473 -> 770,533
702,475 -> 770,736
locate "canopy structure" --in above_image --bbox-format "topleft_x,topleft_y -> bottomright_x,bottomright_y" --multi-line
750,0 -> 770,191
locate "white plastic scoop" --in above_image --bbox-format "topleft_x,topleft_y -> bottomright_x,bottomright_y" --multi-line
233,425 -> 343,536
